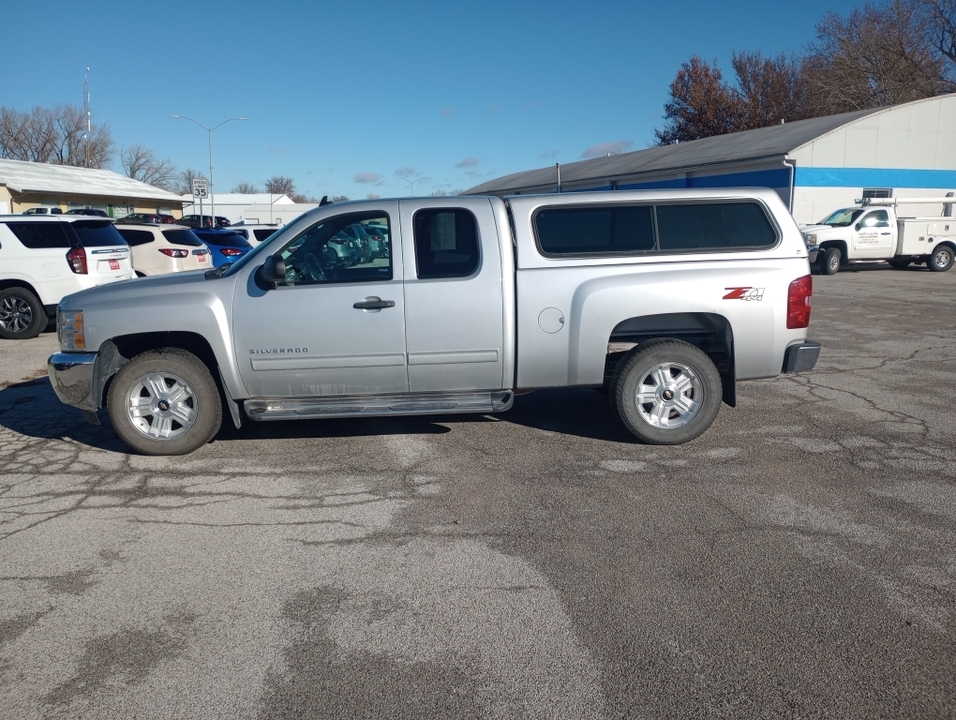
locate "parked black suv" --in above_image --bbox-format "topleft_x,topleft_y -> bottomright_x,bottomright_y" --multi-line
180,214 -> 231,229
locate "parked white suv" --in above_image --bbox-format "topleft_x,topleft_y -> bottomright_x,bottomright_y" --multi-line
228,223 -> 282,243
114,223 -> 213,276
0,215 -> 134,340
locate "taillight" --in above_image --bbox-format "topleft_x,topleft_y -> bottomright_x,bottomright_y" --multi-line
159,248 -> 189,258
220,248 -> 245,256
67,247 -> 88,274
787,275 -> 812,329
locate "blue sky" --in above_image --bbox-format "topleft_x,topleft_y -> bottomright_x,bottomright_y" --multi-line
4,0 -> 863,199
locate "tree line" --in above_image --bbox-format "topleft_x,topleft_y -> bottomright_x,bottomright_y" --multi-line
655,0 -> 956,144
0,107 -> 320,201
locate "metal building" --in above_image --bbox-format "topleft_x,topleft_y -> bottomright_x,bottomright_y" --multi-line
0,158 -> 185,218
466,94 -> 956,224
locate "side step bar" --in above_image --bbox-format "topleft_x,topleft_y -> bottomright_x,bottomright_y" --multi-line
244,391 -> 514,422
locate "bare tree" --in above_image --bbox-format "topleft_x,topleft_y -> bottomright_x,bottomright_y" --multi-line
0,104 -> 114,167
232,181 -> 261,193
804,0 -> 954,114
330,195 -> 349,202
732,52 -> 810,127
264,175 -> 297,195
120,145 -> 178,190
366,193 -> 381,199
172,168 -> 207,197
654,57 -> 742,144
916,0 -> 956,65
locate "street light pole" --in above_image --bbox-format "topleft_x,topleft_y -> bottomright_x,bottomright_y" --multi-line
173,115 -> 246,225
398,176 -> 428,196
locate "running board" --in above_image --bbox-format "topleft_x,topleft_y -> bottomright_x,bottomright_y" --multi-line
243,391 -> 514,421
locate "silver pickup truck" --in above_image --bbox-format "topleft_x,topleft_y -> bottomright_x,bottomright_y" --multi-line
48,189 -> 820,455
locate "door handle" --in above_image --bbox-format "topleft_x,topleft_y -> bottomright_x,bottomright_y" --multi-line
880,232 -> 891,235
353,297 -> 395,310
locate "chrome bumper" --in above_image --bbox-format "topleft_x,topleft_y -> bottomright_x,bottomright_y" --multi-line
47,352 -> 100,421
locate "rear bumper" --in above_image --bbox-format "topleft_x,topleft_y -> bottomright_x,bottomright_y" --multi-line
48,352 -> 98,416
782,340 -> 821,373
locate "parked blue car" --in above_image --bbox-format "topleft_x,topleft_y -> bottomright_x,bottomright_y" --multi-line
192,228 -> 253,267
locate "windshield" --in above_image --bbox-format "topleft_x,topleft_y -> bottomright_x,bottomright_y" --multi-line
819,208 -> 864,227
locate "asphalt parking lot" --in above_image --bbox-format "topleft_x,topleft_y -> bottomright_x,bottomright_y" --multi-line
1,264 -> 954,719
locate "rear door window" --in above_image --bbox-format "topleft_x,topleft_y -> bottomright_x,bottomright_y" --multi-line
413,208 -> 480,279
116,229 -> 153,247
5,221 -> 71,249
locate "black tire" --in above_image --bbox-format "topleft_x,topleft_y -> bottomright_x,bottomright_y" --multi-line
107,348 -> 222,455
928,245 -> 954,273
887,259 -> 911,269
611,339 -> 722,445
0,287 -> 46,340
822,247 -> 842,275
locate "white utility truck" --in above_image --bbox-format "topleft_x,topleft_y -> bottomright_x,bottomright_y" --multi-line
801,196 -> 956,275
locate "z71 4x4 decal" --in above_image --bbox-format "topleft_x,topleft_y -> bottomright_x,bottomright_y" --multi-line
723,287 -> 765,301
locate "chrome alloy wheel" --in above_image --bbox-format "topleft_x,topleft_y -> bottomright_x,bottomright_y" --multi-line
0,295 -> 34,334
632,361 -> 702,429
125,371 -> 199,439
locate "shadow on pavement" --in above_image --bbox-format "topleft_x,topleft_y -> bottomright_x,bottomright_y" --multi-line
1,378 -> 633,453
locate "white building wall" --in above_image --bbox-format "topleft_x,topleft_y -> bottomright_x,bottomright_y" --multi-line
789,95 -> 956,224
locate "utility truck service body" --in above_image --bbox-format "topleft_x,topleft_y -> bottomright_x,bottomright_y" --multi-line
48,189 -> 819,455
802,196 -> 956,274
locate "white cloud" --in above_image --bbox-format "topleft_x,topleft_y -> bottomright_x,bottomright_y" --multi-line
456,157 -> 479,168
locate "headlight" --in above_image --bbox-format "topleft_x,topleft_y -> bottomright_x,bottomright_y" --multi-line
803,233 -> 817,244
57,310 -> 86,351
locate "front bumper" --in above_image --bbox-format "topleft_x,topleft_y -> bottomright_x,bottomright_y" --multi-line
782,340 -> 821,373
48,352 -> 99,421
807,244 -> 820,264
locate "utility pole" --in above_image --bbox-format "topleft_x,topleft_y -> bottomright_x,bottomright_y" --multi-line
83,67 -> 91,168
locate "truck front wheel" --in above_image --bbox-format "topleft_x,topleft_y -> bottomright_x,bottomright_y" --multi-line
822,247 -> 842,275
107,349 -> 222,455
928,245 -> 954,272
611,339 -> 722,445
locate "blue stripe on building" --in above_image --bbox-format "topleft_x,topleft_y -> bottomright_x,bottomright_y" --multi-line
795,168 -> 956,188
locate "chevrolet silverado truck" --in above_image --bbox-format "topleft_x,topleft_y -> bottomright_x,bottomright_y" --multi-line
801,196 -> 956,275
48,189 -> 820,455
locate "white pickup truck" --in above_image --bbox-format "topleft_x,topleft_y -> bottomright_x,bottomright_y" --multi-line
801,197 -> 956,275
48,189 -> 819,455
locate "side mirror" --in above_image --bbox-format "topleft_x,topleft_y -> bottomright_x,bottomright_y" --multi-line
255,254 -> 286,289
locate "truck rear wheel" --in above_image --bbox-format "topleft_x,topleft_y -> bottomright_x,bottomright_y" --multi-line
822,247 -> 842,275
611,339 -> 722,445
928,245 -> 954,272
107,349 -> 222,455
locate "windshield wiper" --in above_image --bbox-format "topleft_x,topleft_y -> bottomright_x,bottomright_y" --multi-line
204,263 -> 233,279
